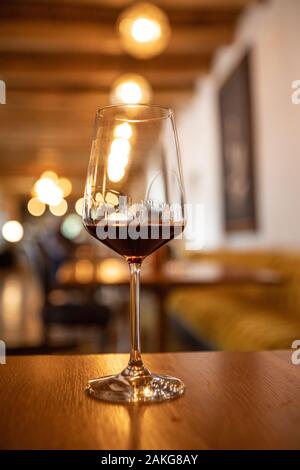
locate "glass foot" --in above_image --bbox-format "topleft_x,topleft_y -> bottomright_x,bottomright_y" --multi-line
86,365 -> 185,403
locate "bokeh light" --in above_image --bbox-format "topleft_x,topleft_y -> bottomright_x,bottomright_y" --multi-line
74,259 -> 94,284
107,119 -> 133,183
109,138 -> 130,168
110,74 -> 152,105
58,177 -> 72,197
105,191 -> 119,206
95,192 -> 105,203
27,198 -> 46,217
35,177 -> 63,206
114,81 -> 141,104
2,220 -> 24,243
40,170 -> 58,181
61,214 -> 82,240
75,197 -> 84,216
118,2 -> 171,59
108,151 -> 127,172
131,17 -> 161,43
114,122 -> 133,139
31,172 -> 72,210
96,258 -> 127,283
111,137 -> 130,157
107,161 -> 126,183
49,199 -> 68,216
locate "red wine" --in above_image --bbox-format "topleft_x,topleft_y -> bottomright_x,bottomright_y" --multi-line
84,223 -> 184,261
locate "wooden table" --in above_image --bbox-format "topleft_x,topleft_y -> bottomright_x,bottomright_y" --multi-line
0,351 -> 299,450
58,259 -> 283,350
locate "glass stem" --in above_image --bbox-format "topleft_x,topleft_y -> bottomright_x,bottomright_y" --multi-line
128,261 -> 144,371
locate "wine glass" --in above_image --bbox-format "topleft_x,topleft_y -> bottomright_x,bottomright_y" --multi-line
83,104 -> 186,403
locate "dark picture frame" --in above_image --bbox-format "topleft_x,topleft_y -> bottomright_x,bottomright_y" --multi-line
219,52 -> 257,232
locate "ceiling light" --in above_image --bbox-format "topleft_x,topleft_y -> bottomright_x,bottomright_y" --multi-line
111,74 -> 152,105
118,2 -> 171,59
131,17 -> 161,43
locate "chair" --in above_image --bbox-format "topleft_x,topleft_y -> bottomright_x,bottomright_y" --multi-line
22,239 -> 112,353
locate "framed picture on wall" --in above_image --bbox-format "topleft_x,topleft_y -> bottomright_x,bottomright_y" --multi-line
219,52 -> 257,232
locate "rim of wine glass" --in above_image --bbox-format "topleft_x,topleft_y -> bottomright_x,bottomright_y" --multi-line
96,104 -> 173,122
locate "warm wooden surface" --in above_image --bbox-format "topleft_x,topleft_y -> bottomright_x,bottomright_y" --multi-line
0,351 -> 299,450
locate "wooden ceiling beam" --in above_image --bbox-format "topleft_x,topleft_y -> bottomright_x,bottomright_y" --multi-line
44,0 -> 255,8
3,75 -> 198,92
0,52 -> 209,91
4,89 -> 194,108
0,51 -> 210,72
0,1 -> 252,25
0,90 -> 195,151
0,20 -> 234,56
0,157 -> 89,179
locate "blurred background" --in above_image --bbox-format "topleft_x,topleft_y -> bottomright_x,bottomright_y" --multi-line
0,0 -> 300,355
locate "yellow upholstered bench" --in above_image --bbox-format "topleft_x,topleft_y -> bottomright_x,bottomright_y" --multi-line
167,251 -> 300,351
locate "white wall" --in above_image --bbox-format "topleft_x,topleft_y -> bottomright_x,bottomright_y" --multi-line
177,0 -> 300,250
